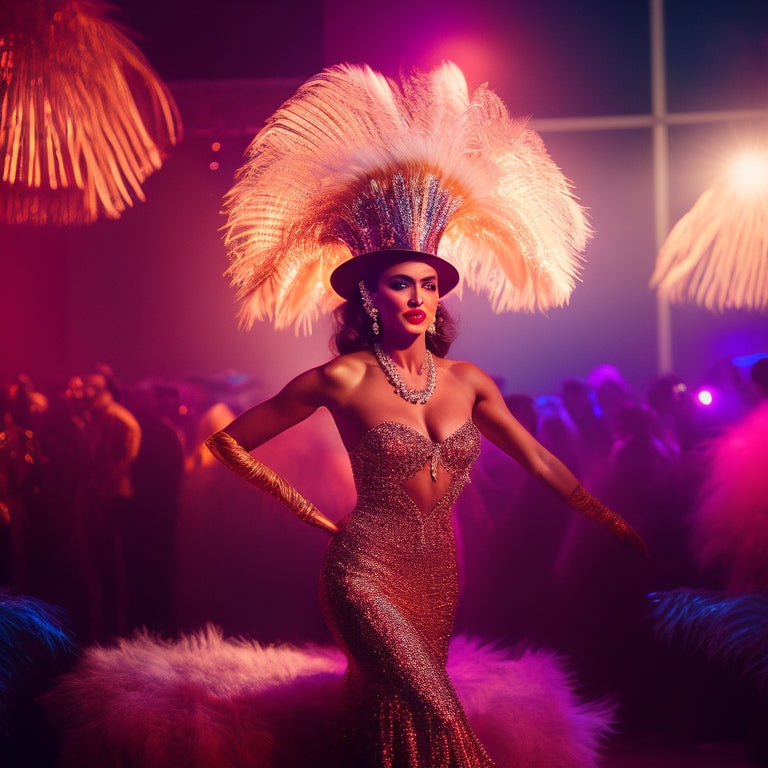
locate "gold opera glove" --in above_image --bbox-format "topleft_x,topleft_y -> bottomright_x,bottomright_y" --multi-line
567,484 -> 649,558
205,430 -> 339,536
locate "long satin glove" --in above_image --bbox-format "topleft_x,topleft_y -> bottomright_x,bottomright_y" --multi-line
567,484 -> 649,558
205,430 -> 339,536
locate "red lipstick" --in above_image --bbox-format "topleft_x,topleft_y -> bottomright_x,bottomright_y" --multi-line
404,310 -> 426,324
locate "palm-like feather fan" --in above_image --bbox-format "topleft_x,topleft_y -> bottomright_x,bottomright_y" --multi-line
223,62 -> 590,334
0,0 -> 181,225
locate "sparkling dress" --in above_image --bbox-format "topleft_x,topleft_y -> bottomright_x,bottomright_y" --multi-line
320,418 -> 496,768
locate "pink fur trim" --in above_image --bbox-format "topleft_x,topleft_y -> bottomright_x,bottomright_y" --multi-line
42,626 -> 613,767
449,637 -> 614,767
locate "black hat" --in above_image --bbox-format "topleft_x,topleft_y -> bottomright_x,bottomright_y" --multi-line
329,249 -> 460,300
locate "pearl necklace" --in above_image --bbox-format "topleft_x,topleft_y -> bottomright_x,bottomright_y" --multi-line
373,343 -> 436,405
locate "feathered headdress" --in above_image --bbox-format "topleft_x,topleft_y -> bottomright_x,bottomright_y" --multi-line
223,62 -> 590,334
0,0 -> 181,225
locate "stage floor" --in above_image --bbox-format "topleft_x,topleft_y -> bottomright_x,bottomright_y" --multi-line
602,738 -> 757,767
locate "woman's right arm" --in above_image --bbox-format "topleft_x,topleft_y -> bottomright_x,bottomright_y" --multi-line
205,366 -> 340,535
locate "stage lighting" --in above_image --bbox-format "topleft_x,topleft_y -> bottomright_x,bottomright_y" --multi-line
728,152 -> 768,194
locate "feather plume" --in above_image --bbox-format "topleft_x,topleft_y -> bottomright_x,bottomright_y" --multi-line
690,401 -> 768,593
0,590 -> 73,734
41,626 -> 612,768
0,0 -> 181,225
651,149 -> 768,312
223,62 -> 590,334
649,589 -> 768,694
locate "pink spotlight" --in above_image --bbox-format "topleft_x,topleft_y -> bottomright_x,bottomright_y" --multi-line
697,389 -> 714,406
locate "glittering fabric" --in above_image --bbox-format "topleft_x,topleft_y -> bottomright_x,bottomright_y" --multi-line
320,419 -> 495,767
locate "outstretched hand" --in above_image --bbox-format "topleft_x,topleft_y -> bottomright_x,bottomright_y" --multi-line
610,517 -> 650,559
567,484 -> 649,559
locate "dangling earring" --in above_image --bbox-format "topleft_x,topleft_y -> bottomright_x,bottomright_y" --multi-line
359,280 -> 380,336
427,302 -> 441,335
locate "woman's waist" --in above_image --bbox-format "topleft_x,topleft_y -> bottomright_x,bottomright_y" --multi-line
330,504 -> 455,556
323,515 -> 458,581
345,500 -> 454,529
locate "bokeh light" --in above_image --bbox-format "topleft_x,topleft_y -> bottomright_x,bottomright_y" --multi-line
727,151 -> 768,193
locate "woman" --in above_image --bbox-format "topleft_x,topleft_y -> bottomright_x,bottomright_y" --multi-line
206,253 -> 647,768
207,61 -> 647,766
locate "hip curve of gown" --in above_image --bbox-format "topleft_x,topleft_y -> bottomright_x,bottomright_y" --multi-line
320,418 -> 496,768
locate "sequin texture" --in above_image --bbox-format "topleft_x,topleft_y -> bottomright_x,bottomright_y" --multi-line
320,419 -> 495,767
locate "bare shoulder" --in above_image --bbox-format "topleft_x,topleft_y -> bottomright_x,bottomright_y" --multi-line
268,353 -> 362,403
302,350 -> 372,407
227,352 -> 371,446
319,351 -> 370,387
439,357 -> 497,393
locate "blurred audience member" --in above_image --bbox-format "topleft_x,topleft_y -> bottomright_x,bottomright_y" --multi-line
750,355 -> 768,401
0,377 -> 47,591
647,373 -> 704,452
588,363 -> 635,440
78,367 -> 141,641
126,382 -> 185,634
560,377 -> 612,482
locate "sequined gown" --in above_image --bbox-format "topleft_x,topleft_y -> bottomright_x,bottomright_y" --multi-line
320,419 -> 496,768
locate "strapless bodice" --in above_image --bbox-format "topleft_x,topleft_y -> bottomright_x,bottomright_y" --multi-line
348,418 -> 481,519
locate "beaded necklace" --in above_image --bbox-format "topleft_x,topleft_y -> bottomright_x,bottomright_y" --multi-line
373,343 -> 436,405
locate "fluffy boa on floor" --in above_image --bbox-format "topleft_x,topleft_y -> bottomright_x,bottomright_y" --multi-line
42,626 -> 613,768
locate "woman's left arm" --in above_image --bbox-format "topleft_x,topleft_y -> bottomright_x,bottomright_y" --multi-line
467,364 -> 649,558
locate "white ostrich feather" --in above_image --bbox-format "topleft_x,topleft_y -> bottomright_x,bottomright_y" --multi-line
651,151 -> 768,312
222,61 -> 590,333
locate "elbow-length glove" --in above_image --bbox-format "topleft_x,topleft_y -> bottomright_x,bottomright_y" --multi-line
205,430 -> 339,536
568,484 -> 649,558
